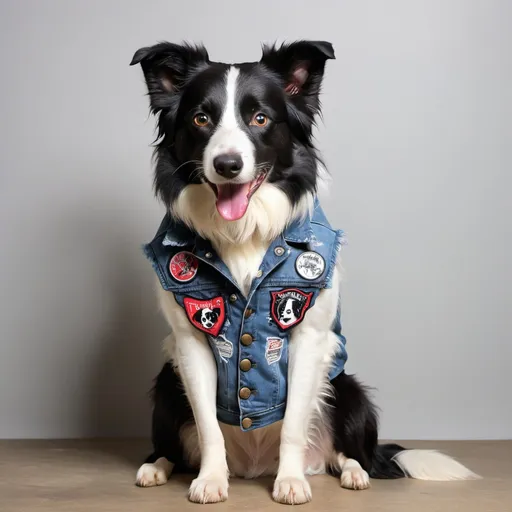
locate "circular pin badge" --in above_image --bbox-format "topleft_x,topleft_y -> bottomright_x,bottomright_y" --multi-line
169,252 -> 199,282
295,251 -> 326,280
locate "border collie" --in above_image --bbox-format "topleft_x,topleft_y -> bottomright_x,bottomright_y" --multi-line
130,40 -> 478,504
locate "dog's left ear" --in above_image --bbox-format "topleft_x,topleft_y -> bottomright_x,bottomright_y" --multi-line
130,42 -> 209,113
213,308 -> 221,316
260,40 -> 335,99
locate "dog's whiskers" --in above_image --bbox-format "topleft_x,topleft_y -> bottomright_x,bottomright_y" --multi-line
171,160 -> 203,176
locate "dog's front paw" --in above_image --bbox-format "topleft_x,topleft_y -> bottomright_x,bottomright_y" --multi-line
340,467 -> 370,490
188,475 -> 229,504
272,476 -> 312,505
135,458 -> 173,487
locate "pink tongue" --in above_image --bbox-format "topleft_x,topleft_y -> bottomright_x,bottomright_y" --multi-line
216,182 -> 251,221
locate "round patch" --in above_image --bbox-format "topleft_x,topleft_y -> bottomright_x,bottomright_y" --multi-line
295,251 -> 326,280
169,252 -> 199,282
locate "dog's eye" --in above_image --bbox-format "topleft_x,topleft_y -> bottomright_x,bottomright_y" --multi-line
250,113 -> 268,127
193,113 -> 209,127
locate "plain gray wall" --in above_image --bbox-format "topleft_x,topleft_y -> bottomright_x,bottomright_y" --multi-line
0,0 -> 510,440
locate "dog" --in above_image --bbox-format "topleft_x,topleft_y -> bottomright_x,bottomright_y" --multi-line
193,307 -> 221,330
130,40 -> 478,504
276,298 -> 300,326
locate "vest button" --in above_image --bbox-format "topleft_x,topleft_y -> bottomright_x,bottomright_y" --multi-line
205,252 -> 213,259
241,417 -> 253,429
239,387 -> 251,399
241,333 -> 253,346
229,294 -> 238,303
244,308 -> 254,319
239,359 -> 252,372
274,246 -> 285,256
256,270 -> 263,278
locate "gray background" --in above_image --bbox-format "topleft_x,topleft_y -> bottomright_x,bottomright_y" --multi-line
0,0 -> 510,440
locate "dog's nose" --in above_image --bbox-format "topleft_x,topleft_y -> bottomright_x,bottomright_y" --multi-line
213,153 -> 243,178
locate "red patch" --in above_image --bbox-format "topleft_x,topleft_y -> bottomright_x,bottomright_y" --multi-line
169,252 -> 198,282
183,296 -> 226,336
270,288 -> 313,331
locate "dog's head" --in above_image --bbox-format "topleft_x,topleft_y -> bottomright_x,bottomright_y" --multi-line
131,41 -> 334,225
277,298 -> 300,325
193,307 -> 221,330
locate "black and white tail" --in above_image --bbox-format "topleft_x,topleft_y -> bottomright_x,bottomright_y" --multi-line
329,373 -> 480,482
370,443 -> 480,481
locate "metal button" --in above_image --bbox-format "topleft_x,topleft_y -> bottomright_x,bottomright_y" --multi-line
205,252 -> 213,259
229,294 -> 238,303
240,359 -> 252,372
244,308 -> 254,319
256,270 -> 263,278
239,387 -> 252,400
242,417 -> 253,429
241,333 -> 253,346
274,246 -> 285,256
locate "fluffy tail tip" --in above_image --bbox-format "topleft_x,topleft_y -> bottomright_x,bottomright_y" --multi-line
392,450 -> 481,481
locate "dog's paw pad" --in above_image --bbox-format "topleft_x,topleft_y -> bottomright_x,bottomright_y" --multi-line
272,476 -> 312,504
341,467 -> 370,490
135,458 -> 173,487
188,476 -> 229,504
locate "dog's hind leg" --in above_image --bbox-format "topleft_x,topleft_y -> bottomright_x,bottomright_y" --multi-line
327,371 -> 479,484
136,362 -> 193,487
327,371 -> 406,489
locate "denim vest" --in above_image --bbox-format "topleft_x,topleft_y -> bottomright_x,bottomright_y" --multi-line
144,201 -> 348,431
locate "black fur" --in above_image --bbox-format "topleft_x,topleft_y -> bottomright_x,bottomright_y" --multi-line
144,363 -> 194,473
130,40 -> 333,208
327,372 -> 406,479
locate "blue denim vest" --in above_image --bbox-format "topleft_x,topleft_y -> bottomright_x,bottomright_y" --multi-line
144,201 -> 347,431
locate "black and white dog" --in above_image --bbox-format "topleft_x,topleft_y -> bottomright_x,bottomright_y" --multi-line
193,307 -> 221,330
277,298 -> 300,326
131,40 -> 477,504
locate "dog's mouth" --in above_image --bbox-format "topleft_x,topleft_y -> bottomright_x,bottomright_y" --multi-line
208,170 -> 268,221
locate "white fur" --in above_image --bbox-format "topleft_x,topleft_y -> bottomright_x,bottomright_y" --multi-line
203,67 -> 256,185
392,450 -> 481,481
335,453 -> 370,490
172,182 -> 312,294
136,457 -> 173,487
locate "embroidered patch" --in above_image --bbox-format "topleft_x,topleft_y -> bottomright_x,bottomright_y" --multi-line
169,252 -> 199,283
295,251 -> 325,280
266,337 -> 284,365
183,296 -> 225,336
270,288 -> 313,331
209,334 -> 233,363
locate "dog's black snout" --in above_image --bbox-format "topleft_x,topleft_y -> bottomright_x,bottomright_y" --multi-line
213,153 -> 243,178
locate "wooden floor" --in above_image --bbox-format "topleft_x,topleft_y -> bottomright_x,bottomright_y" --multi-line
0,439 -> 510,511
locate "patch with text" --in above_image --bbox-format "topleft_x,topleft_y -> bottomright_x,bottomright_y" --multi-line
265,337 -> 284,364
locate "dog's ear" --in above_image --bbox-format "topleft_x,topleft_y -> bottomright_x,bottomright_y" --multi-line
130,42 -> 209,113
193,309 -> 203,322
212,308 -> 221,316
260,40 -> 334,100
